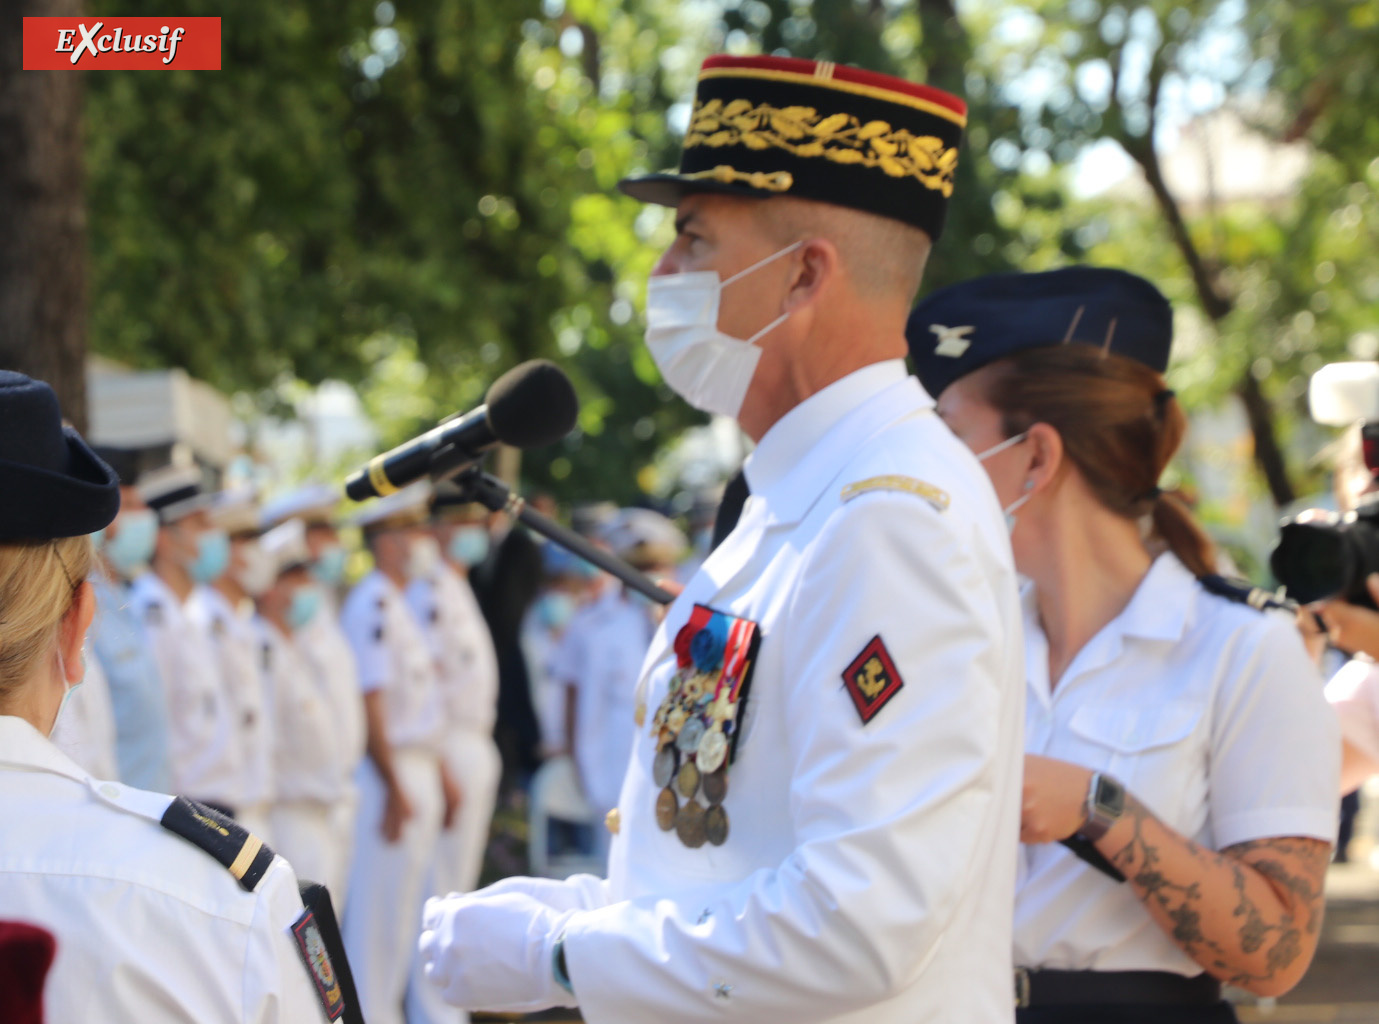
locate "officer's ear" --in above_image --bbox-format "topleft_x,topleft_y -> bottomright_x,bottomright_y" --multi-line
1024,422 -> 1064,497
58,581 -> 96,684
781,238 -> 838,313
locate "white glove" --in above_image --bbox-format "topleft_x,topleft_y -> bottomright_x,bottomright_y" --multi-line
419,891 -> 579,1013
468,873 -> 612,914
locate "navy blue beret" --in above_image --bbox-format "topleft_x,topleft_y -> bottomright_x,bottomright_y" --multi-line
907,267 -> 1173,398
0,371 -> 120,541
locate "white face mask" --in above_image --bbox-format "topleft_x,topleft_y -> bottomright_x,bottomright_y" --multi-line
49,644 -> 87,738
643,241 -> 803,418
974,431 -> 1032,531
233,540 -> 276,597
406,535 -> 441,581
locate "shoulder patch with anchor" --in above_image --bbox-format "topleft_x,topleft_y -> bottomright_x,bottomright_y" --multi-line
160,796 -> 275,892
291,908 -> 346,1020
841,475 -> 950,512
1198,574 -> 1293,613
843,636 -> 905,724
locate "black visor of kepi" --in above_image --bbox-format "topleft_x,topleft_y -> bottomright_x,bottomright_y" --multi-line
906,266 -> 1174,398
619,54 -> 968,241
0,371 -> 120,541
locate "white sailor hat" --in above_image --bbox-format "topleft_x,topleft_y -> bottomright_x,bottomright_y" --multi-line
603,507 -> 686,568
1310,362 -> 1379,426
259,518 -> 312,577
139,465 -> 212,524
350,481 -> 433,534
209,489 -> 261,537
260,482 -> 342,530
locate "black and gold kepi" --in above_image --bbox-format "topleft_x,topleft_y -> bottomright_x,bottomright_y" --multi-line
618,54 -> 967,240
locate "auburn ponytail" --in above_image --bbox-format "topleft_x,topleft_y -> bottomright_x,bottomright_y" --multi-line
972,345 -> 1218,578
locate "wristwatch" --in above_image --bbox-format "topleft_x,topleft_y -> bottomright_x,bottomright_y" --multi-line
1077,771 -> 1125,842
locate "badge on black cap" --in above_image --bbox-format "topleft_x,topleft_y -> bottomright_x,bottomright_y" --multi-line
907,266 -> 1174,398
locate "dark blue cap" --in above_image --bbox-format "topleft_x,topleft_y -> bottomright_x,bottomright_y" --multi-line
0,371 -> 120,541
907,266 -> 1173,398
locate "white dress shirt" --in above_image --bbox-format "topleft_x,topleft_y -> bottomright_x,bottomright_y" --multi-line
1014,552 -> 1341,974
129,572 -> 244,808
406,561 -> 499,735
295,591 -> 367,788
557,360 -> 1026,1024
340,570 -> 442,751
0,716 -> 331,1024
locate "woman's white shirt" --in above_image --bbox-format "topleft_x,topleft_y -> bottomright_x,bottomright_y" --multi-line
1015,553 -> 1340,974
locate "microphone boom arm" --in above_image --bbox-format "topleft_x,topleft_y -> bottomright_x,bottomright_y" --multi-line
452,469 -> 677,606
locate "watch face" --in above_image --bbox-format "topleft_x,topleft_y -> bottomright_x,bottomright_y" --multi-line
1095,773 -> 1126,817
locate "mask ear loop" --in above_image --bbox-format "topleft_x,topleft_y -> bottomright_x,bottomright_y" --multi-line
720,240 -> 805,288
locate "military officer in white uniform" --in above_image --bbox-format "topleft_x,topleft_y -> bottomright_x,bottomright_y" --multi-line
264,482 -> 368,905
130,466 -> 247,816
406,494 -> 504,1024
0,371 -> 342,1024
341,482 -> 453,1024
419,55 -> 1025,1024
256,518 -> 353,900
188,489 -> 277,839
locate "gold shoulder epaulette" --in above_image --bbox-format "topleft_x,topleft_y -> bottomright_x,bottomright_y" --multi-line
841,475 -> 950,512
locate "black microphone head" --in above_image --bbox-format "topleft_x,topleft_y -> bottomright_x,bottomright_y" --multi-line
485,360 -> 579,449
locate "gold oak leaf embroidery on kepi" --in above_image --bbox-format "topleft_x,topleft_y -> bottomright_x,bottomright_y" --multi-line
685,98 -> 959,197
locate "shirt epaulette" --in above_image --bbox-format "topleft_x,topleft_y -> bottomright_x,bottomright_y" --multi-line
1197,574 -> 1293,613
159,796 -> 275,892
840,475 -> 950,512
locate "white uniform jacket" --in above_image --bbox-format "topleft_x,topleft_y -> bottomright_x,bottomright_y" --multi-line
129,572 -> 244,808
259,618 -> 341,805
0,716 -> 332,1024
406,562 -> 500,735
188,585 -> 276,811
295,594 -> 367,793
560,361 -> 1027,1024
49,655 -> 120,780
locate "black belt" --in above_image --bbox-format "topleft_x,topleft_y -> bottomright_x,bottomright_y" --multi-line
1015,968 -> 1223,1009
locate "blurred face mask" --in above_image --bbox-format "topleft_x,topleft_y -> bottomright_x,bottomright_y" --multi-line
49,638 -> 87,738
448,526 -> 490,568
975,431 -> 1031,531
406,535 -> 441,581
535,591 -> 576,631
643,241 -> 802,418
312,543 -> 347,587
95,509 -> 157,578
188,528 -> 231,585
287,583 -> 323,630
233,540 -> 276,597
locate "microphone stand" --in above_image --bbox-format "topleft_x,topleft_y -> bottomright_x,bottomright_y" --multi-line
446,467 -> 677,606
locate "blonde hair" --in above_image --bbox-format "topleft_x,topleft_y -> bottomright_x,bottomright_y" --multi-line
0,536 -> 93,702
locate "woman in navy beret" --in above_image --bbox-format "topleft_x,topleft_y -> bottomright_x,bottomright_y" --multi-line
910,268 -> 1340,1023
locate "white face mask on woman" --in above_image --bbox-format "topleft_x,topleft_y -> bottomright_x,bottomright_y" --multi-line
49,642 -> 87,738
975,430 -> 1033,531
643,241 -> 803,419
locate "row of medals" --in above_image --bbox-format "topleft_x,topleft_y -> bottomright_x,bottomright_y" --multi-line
647,673 -> 735,848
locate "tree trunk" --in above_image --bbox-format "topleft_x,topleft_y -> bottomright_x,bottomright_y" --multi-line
0,0 -> 89,432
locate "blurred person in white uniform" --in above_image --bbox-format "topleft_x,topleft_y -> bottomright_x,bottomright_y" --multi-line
130,465 -> 247,817
84,446 -> 174,791
910,267 -> 1340,1021
558,508 -> 684,863
263,482 -> 367,906
419,55 -> 1025,1024
187,489 -> 276,839
340,483 -> 453,1024
522,542 -> 594,757
256,517 -> 354,900
0,370 -> 342,1024
406,494 -> 503,1024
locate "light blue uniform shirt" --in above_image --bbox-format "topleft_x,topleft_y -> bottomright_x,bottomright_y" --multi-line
89,574 -> 173,792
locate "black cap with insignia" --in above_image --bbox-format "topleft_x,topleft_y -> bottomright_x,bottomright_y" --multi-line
906,266 -> 1173,399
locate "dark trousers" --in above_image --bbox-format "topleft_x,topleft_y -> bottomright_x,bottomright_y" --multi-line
1018,1003 -> 1238,1024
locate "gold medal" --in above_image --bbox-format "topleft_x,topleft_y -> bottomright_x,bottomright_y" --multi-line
675,800 -> 707,848
655,787 -> 679,831
676,759 -> 701,799
705,804 -> 729,846
666,706 -> 689,735
605,808 -> 621,835
702,767 -> 729,806
696,725 -> 728,773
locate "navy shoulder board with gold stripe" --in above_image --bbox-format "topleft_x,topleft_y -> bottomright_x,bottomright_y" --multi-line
1198,574 -> 1293,613
160,796 -> 275,892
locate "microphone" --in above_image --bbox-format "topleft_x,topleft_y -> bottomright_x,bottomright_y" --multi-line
344,360 -> 578,501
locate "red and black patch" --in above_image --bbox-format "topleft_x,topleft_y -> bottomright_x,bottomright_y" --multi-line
842,636 -> 904,724
291,909 -> 345,1020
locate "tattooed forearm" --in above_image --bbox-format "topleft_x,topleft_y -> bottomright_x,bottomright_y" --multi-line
1101,794 -> 1331,997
